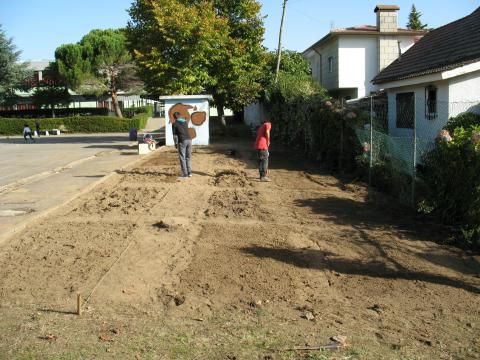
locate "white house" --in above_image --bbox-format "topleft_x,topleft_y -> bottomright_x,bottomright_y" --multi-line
372,7 -> 480,141
303,5 -> 426,100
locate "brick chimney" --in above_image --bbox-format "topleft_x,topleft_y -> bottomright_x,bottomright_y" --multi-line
375,5 -> 400,72
375,5 -> 400,32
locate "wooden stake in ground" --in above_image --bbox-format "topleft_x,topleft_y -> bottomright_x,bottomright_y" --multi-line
77,293 -> 82,316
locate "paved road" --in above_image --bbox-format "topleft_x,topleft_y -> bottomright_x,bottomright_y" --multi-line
0,134 -> 138,187
0,133 -> 159,244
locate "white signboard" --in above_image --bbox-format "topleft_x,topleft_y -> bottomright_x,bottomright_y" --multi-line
161,95 -> 213,146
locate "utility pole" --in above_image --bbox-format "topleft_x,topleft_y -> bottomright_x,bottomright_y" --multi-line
275,0 -> 288,83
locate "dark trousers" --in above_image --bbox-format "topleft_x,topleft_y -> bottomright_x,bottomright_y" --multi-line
178,139 -> 192,177
24,132 -> 34,142
257,149 -> 269,178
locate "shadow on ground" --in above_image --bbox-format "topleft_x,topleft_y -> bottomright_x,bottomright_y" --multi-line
241,246 -> 480,294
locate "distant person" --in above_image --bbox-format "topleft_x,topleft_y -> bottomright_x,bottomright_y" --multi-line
172,111 -> 192,179
254,118 -> 271,182
23,124 -> 35,143
35,120 -> 40,137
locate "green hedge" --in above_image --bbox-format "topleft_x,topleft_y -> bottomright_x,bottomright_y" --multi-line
419,113 -> 480,249
444,112 -> 480,135
122,106 -> 152,119
265,73 -> 360,172
0,109 -> 150,135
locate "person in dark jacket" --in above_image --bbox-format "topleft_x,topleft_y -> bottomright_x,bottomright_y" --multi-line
172,112 -> 192,179
35,120 -> 41,137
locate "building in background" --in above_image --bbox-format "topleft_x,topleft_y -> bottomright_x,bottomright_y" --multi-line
303,5 -> 426,100
4,60 -> 154,112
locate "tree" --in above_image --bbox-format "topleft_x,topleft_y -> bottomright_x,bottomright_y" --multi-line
0,24 -> 30,105
53,29 -> 142,118
32,83 -> 71,118
407,4 -> 428,30
126,0 -> 266,125
265,50 -> 311,78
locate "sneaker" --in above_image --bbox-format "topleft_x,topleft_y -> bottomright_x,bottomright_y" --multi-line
188,174 -> 192,177
178,176 -> 188,180
260,177 -> 270,182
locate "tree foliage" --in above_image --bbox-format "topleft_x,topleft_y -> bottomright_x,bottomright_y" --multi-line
0,24 -> 30,104
32,83 -> 71,117
126,0 -> 266,117
265,50 -> 311,78
407,4 -> 428,30
53,29 -> 142,117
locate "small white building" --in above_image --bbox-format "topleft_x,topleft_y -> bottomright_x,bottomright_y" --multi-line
160,95 -> 213,146
303,5 -> 426,100
373,7 -> 480,141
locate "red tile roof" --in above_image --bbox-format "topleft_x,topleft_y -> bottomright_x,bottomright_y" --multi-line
303,26 -> 426,54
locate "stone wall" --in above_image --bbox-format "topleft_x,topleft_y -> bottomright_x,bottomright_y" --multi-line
378,36 -> 400,72
377,10 -> 398,32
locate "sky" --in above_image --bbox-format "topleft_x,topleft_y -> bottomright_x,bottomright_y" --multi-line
0,0 -> 478,61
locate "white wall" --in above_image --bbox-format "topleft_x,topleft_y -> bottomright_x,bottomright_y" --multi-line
306,38 -> 339,90
448,69 -> 480,116
398,36 -> 416,54
244,102 -> 265,127
338,36 -> 378,98
387,81 -> 449,140
209,107 -> 233,117
164,98 -> 210,146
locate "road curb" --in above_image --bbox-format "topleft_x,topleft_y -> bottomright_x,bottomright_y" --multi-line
0,147 -> 162,247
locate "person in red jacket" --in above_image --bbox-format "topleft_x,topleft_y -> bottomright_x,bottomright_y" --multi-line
254,118 -> 272,182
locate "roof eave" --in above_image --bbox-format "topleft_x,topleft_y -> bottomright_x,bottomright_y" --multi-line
373,57 -> 480,84
303,30 -> 426,54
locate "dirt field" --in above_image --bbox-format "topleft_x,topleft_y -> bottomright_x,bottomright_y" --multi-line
0,138 -> 479,360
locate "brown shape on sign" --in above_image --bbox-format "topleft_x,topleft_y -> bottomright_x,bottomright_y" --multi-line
191,111 -> 207,126
168,103 -> 193,124
188,128 -> 197,139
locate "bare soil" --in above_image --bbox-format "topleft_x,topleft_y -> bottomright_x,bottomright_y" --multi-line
0,139 -> 479,360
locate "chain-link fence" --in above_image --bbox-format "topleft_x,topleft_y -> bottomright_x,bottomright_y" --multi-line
346,95 -> 480,204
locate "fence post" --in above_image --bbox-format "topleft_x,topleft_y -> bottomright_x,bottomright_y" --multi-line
411,94 -> 417,205
339,99 -> 344,172
368,96 -> 373,186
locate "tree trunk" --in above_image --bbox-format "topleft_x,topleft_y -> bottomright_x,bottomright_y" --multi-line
112,90 -> 123,118
218,103 -> 226,128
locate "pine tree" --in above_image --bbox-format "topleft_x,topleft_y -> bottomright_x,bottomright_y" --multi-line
407,4 -> 428,30
0,25 -> 30,104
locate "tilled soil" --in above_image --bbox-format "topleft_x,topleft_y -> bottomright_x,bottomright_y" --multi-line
0,141 -> 479,360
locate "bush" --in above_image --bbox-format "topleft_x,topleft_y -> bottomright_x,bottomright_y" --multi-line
0,108 -> 150,135
0,107 -> 110,118
444,112 -> 480,135
264,73 -> 360,171
122,106 -> 152,118
419,115 -> 480,249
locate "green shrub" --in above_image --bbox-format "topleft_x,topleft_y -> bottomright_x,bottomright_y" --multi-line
122,106 -> 153,119
419,116 -> 480,249
264,75 -> 360,171
444,112 -> 480,135
0,108 -> 151,135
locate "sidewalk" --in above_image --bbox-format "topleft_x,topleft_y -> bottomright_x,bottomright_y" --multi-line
0,137 -> 155,245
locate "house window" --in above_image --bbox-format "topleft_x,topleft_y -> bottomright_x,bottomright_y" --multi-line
396,92 -> 414,128
328,56 -> 333,73
425,85 -> 437,120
